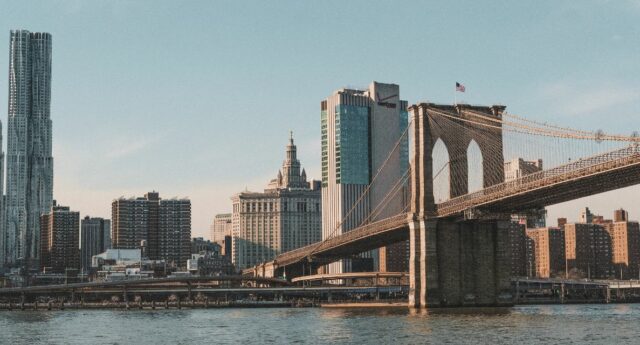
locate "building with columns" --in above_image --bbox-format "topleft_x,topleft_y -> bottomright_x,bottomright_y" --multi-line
231,134 -> 321,270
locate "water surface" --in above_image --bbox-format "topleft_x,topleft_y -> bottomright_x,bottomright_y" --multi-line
0,304 -> 637,344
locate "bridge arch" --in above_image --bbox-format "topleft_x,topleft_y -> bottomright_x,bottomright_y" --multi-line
431,138 -> 451,203
467,139 -> 483,193
409,103 -> 505,214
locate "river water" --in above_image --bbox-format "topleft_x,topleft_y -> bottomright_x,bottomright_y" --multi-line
0,304 -> 638,344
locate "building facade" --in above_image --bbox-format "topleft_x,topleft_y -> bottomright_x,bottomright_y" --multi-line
40,202 -> 79,273
564,222 -> 613,279
112,192 -> 191,268
526,227 -> 566,278
211,213 -> 232,245
80,217 -> 111,273
321,82 -> 409,273
509,223 -> 527,277
231,134 -> 321,270
5,30 -> 54,268
602,209 -> 640,279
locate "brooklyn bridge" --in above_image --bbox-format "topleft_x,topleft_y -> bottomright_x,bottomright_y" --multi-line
245,102 -> 640,308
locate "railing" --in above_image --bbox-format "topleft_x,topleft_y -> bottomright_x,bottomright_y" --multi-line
437,144 -> 640,216
274,213 -> 410,266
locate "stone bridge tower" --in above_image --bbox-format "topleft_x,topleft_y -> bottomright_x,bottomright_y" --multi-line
408,103 -> 513,308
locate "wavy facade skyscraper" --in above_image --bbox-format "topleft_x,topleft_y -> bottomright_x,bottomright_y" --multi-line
4,30 -> 54,268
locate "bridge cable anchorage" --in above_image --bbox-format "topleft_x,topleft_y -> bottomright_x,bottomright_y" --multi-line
306,119 -> 414,258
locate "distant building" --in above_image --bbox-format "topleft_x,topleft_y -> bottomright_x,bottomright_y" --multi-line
321,82 -> 409,274
191,237 -> 220,255
602,209 -> 640,279
210,213 -> 232,245
187,252 -> 234,276
614,208 -> 629,222
112,192 -> 191,268
80,217 -> 111,273
40,202 -> 80,273
579,207 -> 594,224
526,227 -> 566,278
506,158 -> 545,228
504,158 -> 543,181
231,134 -> 321,269
564,222 -> 612,279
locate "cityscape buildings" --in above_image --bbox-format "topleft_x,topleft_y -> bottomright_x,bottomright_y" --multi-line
320,82 -> 409,274
80,217 -> 111,273
111,192 -> 191,268
39,202 -> 79,273
4,30 -> 54,268
231,134 -> 321,270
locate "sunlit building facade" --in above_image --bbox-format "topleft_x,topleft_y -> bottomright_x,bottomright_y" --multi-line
321,82 -> 409,273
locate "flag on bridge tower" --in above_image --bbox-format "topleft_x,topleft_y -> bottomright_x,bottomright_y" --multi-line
456,82 -> 466,92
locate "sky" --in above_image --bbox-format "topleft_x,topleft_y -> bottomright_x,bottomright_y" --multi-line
1,0 -> 639,238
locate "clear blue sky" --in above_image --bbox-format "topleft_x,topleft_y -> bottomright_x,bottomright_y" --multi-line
1,0 -> 639,237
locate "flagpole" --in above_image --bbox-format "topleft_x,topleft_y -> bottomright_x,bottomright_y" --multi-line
454,86 -> 457,106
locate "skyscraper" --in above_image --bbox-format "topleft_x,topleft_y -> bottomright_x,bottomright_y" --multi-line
5,30 -> 54,268
321,82 -> 409,273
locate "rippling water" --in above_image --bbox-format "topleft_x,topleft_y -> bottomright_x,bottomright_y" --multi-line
1,304 -> 639,344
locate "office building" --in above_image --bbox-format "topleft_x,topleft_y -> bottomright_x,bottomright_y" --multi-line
80,217 -> 111,273
211,213 -> 232,245
504,158 -> 543,181
321,82 -> 409,273
112,192 -> 191,268
526,227 -> 566,278
40,202 -> 79,273
5,30 -> 54,268
231,134 -> 321,270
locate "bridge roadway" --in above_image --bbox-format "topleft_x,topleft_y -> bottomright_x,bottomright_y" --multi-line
254,145 -> 640,274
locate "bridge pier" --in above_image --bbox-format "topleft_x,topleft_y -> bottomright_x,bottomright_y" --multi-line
409,217 -> 512,308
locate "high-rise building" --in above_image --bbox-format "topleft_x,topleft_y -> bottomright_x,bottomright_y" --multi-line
526,227 -> 566,278
509,223 -> 527,277
5,30 -> 54,268
0,122 -> 5,268
602,209 -> 640,280
80,217 -> 111,273
564,222 -> 612,279
231,134 -> 321,270
321,82 -> 409,273
112,192 -> 191,268
211,213 -> 232,244
40,202 -> 79,273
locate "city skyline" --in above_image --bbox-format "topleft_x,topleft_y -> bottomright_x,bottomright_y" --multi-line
1,1 -> 640,239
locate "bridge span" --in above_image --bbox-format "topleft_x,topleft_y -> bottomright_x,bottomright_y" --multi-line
245,102 -> 640,309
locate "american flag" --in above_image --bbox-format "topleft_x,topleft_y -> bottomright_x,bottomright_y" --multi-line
456,82 -> 466,92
